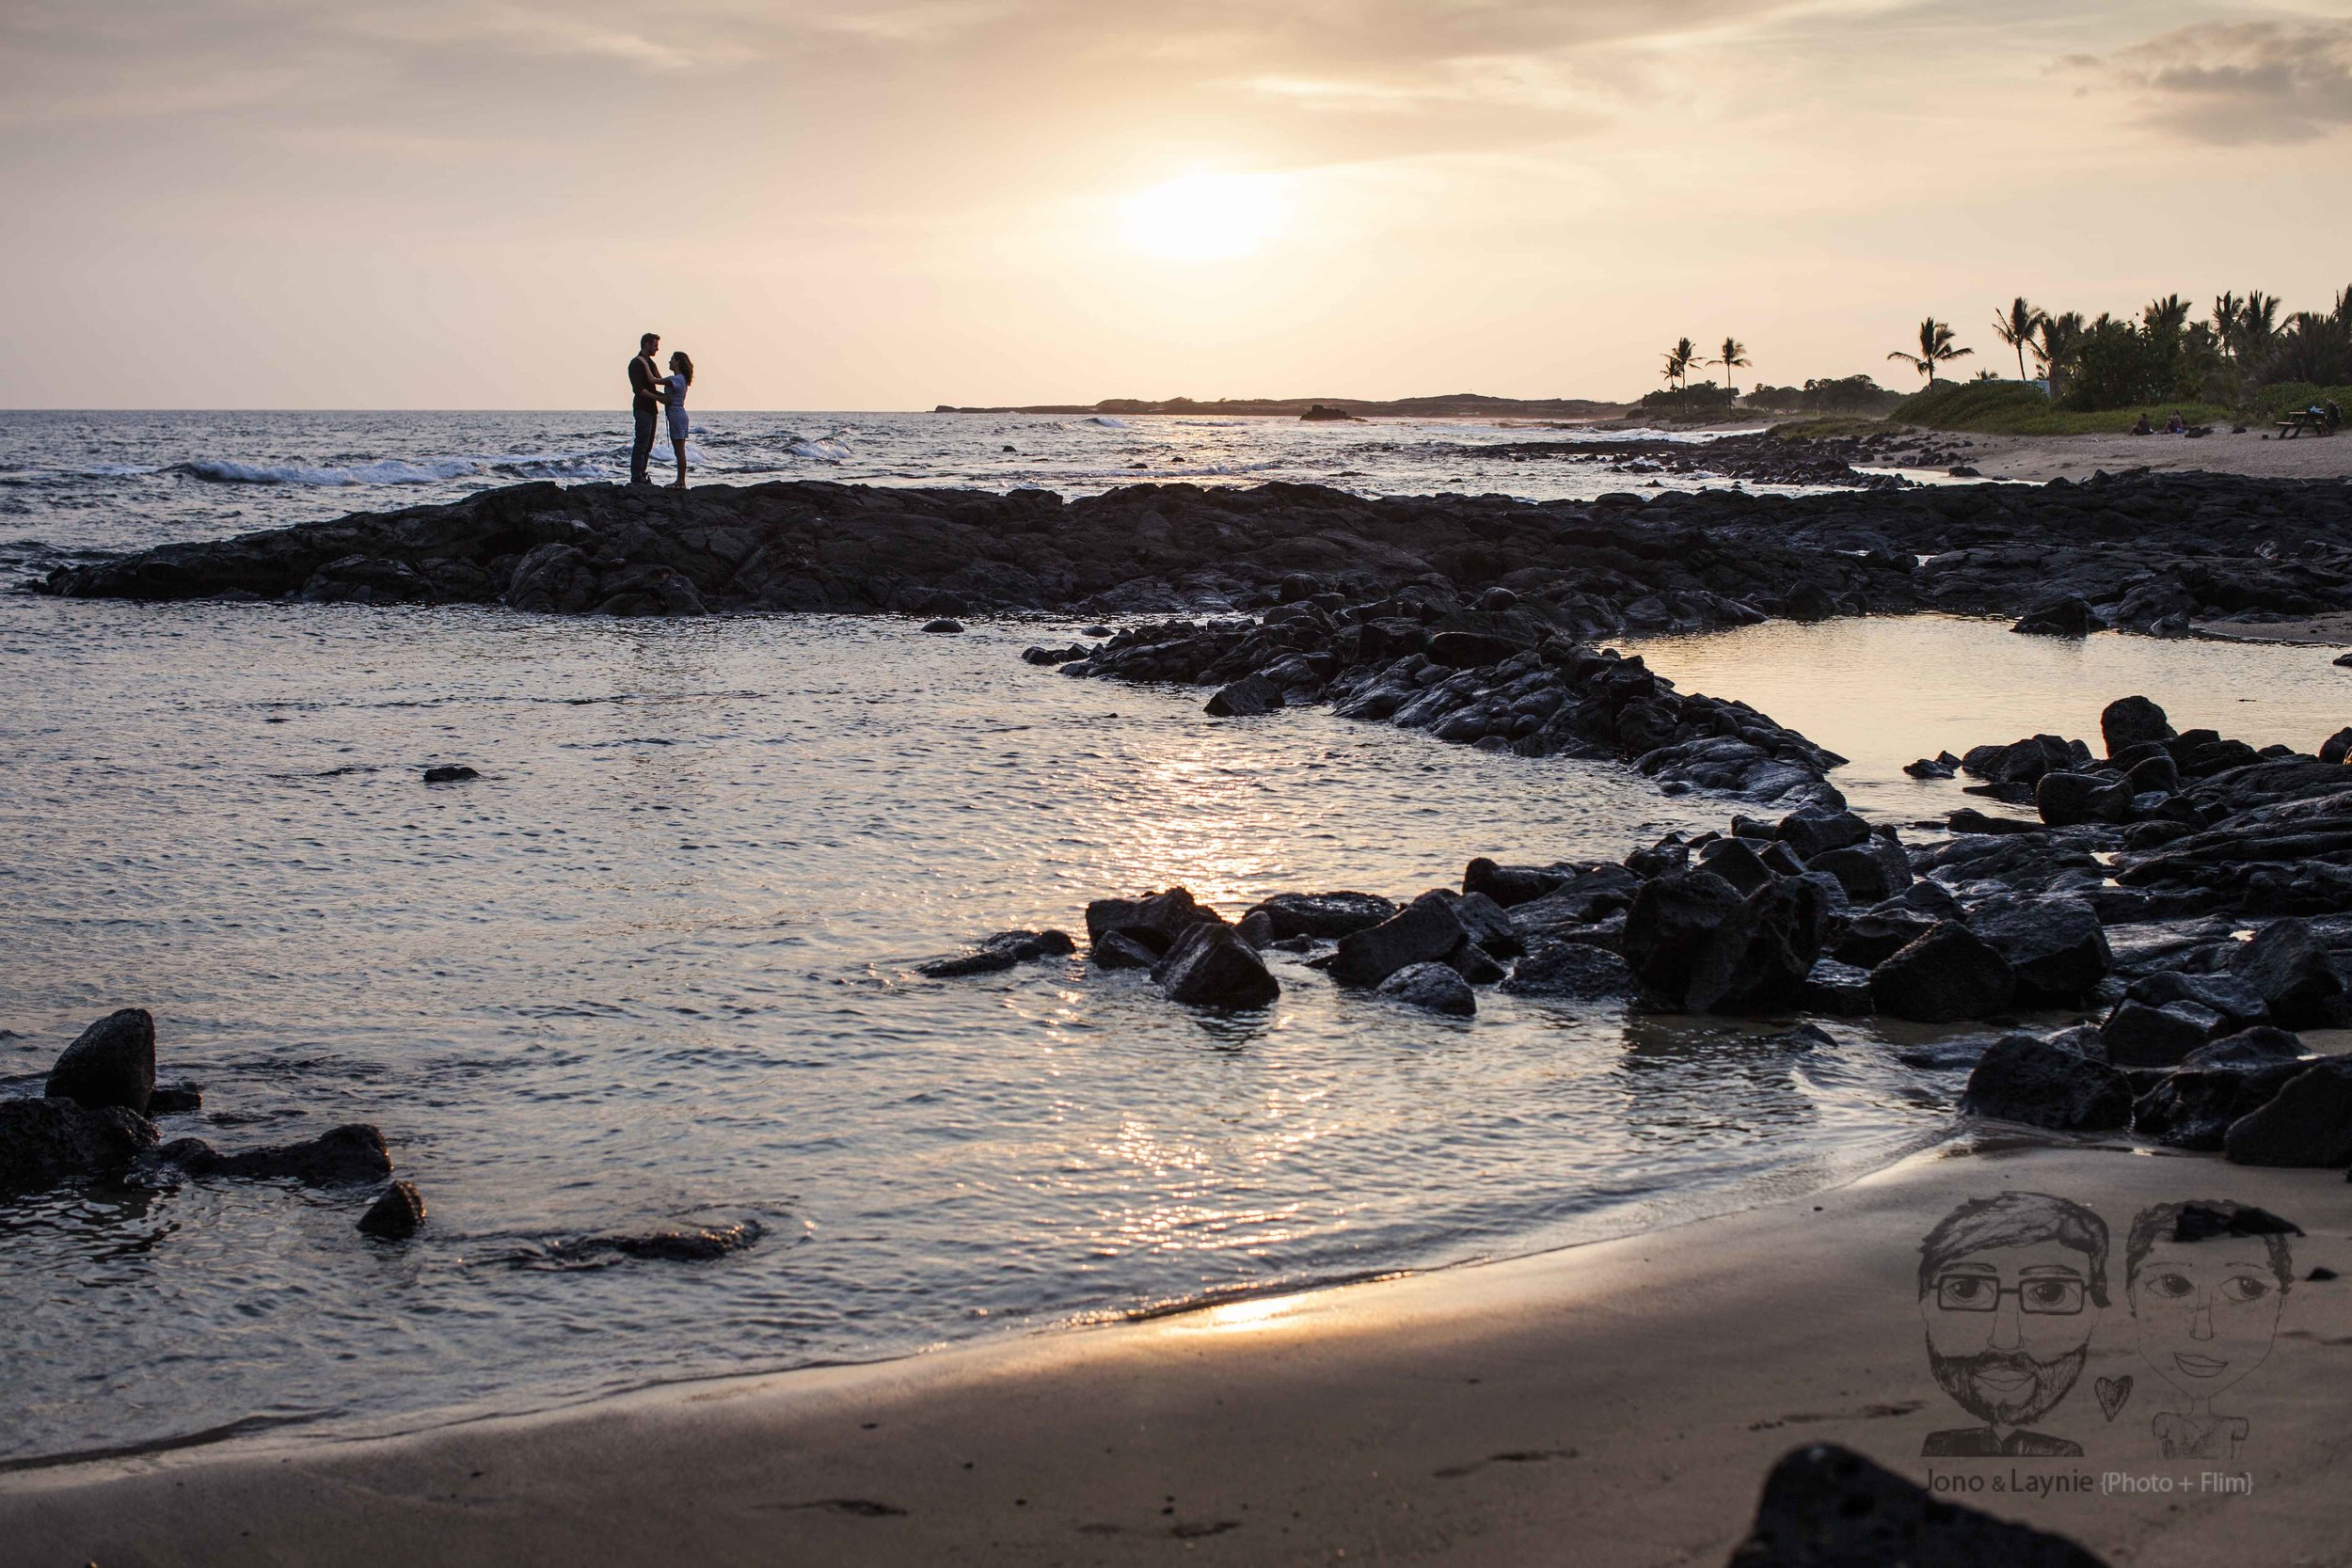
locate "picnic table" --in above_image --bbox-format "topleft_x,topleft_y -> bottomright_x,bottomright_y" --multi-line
2277,411 -> 2328,438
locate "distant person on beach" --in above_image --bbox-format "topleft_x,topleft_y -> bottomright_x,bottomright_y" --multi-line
664,352 -> 694,489
2166,411 -> 2185,435
628,332 -> 662,483
2131,412 -> 2153,436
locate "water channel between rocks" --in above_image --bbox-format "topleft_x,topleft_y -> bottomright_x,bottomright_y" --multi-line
2,597 -> 2344,1464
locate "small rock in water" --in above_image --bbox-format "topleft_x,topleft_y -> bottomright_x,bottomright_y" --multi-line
422,765 -> 479,784
1082,625 -> 1113,638
0,1099 -> 159,1195
1152,924 -> 1280,1008
921,617 -> 964,634
916,929 -> 1075,978
151,1123 -> 394,1186
358,1180 -> 428,1239
2010,595 -> 2107,638
1330,892 -> 1468,988
44,1007 -> 157,1117
1377,961 -> 1476,1016
1902,755 -> 1955,779
1501,942 -> 1635,1001
1246,891 -> 1398,941
148,1083 -> 204,1115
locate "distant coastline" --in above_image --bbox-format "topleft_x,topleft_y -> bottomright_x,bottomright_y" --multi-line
930,392 -> 1627,419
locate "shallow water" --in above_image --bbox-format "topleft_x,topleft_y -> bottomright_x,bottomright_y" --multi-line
0,409 -> 1779,573
2,593 -> 1979,1465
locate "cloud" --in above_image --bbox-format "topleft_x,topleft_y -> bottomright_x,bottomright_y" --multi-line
2063,18 -> 2352,144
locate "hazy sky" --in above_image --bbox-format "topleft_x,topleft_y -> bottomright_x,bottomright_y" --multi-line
5,0 -> 2349,408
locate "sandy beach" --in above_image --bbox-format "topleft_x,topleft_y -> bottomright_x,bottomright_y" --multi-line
1917,429 -> 2352,485
8,1133 -> 2346,1567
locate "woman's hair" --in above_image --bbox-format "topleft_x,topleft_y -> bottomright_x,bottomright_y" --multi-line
2126,1200 -> 2296,1291
669,351 -> 693,385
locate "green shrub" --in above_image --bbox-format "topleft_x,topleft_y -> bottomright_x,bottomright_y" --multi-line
1892,380 -> 2234,435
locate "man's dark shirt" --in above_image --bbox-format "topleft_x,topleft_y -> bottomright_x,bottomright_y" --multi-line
1922,1427 -> 2082,1457
628,355 -> 660,410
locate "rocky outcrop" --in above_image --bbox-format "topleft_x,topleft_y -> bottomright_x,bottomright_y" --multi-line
43,1008 -> 156,1116
916,928 -> 1075,978
0,1099 -> 158,1194
147,1123 -> 394,1185
358,1180 -> 428,1239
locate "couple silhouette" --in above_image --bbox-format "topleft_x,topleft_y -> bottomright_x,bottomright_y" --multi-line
628,331 -> 694,487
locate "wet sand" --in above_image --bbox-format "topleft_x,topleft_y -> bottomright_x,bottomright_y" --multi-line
1944,429 -> 2352,484
8,1136 -> 2347,1567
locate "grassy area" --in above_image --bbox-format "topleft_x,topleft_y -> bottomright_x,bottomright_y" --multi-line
1889,380 -> 2235,435
1763,416 -> 1891,440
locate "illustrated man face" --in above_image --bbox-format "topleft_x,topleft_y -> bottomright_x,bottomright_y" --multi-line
1918,1194 -> 2108,1432
2127,1205 -> 2291,1402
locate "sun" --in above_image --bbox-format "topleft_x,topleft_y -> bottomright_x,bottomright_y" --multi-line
1120,172 -> 1283,261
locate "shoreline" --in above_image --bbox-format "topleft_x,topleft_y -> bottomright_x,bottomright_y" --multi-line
8,1135 -> 2347,1565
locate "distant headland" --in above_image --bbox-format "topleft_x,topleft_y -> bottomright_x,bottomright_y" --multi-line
930,392 -> 1627,419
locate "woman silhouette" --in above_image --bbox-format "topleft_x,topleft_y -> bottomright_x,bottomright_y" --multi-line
664,352 -> 694,489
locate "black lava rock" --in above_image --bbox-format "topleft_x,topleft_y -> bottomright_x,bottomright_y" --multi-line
916,928 -> 1075,978
0,1098 -> 159,1194
2224,1059 -> 2352,1167
44,1007 -> 156,1117
422,765 -> 480,784
1330,892 -> 1468,988
1245,891 -> 1398,940
1152,924 -> 1280,1008
1376,962 -> 1476,1016
1725,1442 -> 2106,1567
1963,1033 -> 2133,1131
1086,887 -> 1224,958
154,1123 -> 394,1185
1501,942 -> 1638,1001
2102,695 -> 2173,759
358,1180 -> 427,1239
2227,919 -> 2347,1028
920,617 -> 964,634
1870,924 -> 2017,1023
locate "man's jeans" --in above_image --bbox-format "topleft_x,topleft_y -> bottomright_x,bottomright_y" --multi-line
630,404 -> 658,482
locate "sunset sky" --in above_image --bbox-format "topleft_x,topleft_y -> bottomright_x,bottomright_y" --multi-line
5,0 -> 2349,409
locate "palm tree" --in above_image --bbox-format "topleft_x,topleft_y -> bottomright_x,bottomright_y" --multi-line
1661,337 -> 1700,391
2212,292 -> 2244,360
1714,337 -> 1750,392
2142,293 -> 2191,339
1990,297 -> 2045,383
2239,293 -> 2280,360
1887,317 -> 1973,386
2030,309 -> 2083,397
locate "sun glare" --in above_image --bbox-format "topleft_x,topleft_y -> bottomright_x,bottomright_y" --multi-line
1120,173 -> 1283,261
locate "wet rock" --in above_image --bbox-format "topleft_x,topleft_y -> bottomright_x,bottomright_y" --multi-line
148,1083 -> 203,1116
1376,962 -> 1476,1016
1804,835 -> 1911,904
1869,924 -> 2017,1022
1683,876 -> 1834,1014
504,542 -> 602,614
299,554 -> 433,605
358,1180 -> 427,1239
1501,942 -> 1637,1001
0,1098 -> 159,1194
2223,1059 -> 2352,1167
1725,1441 -> 2106,1568
2102,695 -> 2173,759
44,1007 -> 156,1117
2182,1025 -> 2305,1068
2011,596 -> 2106,638
1448,891 -> 1524,958
1696,837 -> 1775,895
542,1223 -> 766,1265
154,1123 -> 394,1185
1086,887 -> 1225,958
1152,924 -> 1280,1008
2036,771 -> 2131,828
1799,958 -> 1874,1015
1903,755 -> 1956,780
1204,674 -> 1284,717
2321,725 -> 2352,766
1621,871 -> 1747,1004
1775,808 -> 1870,861
1831,908 -> 1940,970
2101,1000 -> 2226,1069
920,616 -> 964,634
1462,858 -> 1569,908
1972,897 -> 2110,1006
1234,910 -> 1275,948
1090,932 -> 1159,970
2134,1059 -> 2312,1151
1245,891 -> 1398,941
422,765 -> 479,784
2122,972 -> 2268,1034
917,928 -> 1075,978
1962,1033 -> 2134,1132
2227,919 -> 2347,1028
1443,942 -> 1507,985
1330,892 -> 1468,988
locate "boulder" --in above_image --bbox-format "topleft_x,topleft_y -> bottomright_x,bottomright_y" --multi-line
1831,908 -> 1939,970
1962,1033 -> 2134,1132
44,1007 -> 156,1116
1085,887 -> 1224,957
2224,1059 -> 2352,1167
1330,892 -> 1468,988
2134,1060 -> 2312,1151
1449,891 -> 1524,958
149,1083 -> 203,1116
2036,771 -> 2130,828
1869,924 -> 2017,1022
2227,919 -> 2347,1028
1245,891 -> 1398,941
2102,695 -> 2173,759
153,1123 -> 394,1185
916,928 -> 1075,978
2180,1025 -> 2305,1069
593,563 -> 707,617
1804,837 -> 1910,904
1501,942 -> 1638,1001
2011,596 -> 2106,638
920,616 -> 964,634
1798,958 -> 1875,1016
1205,674 -> 1284,718
1903,755 -> 1956,780
2321,725 -> 2352,766
1696,837 -> 1775,896
358,1180 -> 427,1240
2122,971 -> 2268,1034
1684,877 -> 1834,1014
422,765 -> 479,784
2100,1000 -> 2226,1069
1444,942 -> 1507,985
1621,871 -> 1747,1003
0,1098 -> 159,1194
1152,924 -> 1280,1009
1462,858 -> 1569,908
1972,897 -> 2110,1006
1775,808 -> 1870,861
1090,932 -> 1159,970
1724,1442 -> 2106,1568
1376,962 -> 1477,1017
1235,910 -> 1275,948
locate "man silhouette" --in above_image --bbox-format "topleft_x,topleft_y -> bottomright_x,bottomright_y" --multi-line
628,332 -> 662,483
1917,1192 -> 2109,1457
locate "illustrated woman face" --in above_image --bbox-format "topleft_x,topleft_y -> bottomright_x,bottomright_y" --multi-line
2130,1243 -> 2285,1401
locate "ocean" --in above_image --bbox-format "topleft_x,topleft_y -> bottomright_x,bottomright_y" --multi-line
5,411 -> 2343,1466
